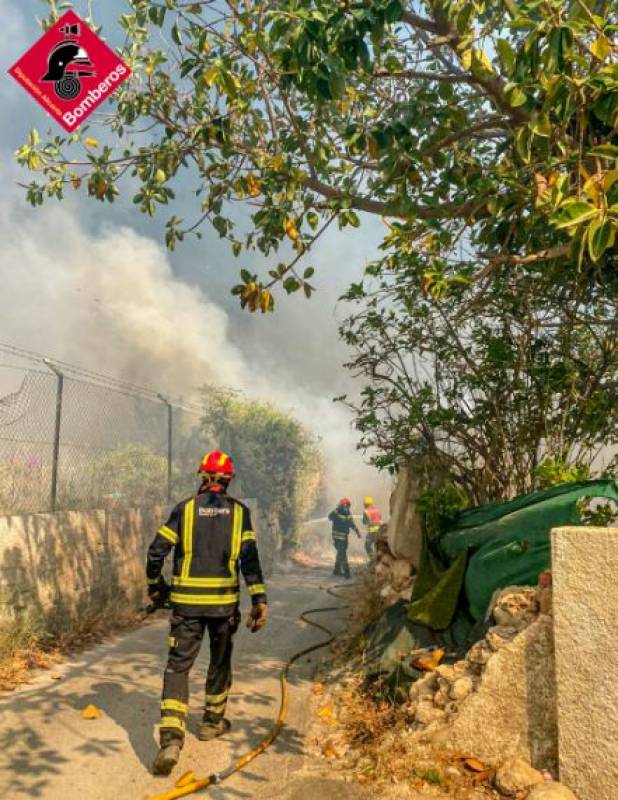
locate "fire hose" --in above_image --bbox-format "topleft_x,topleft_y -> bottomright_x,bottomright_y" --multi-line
145,583 -> 353,800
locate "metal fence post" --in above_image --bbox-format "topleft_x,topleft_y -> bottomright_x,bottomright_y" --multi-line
43,359 -> 64,512
158,395 -> 173,503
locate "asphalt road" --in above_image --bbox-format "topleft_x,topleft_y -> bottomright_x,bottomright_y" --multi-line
0,566 -> 362,800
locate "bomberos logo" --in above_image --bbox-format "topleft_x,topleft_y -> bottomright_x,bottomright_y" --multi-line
9,10 -> 131,132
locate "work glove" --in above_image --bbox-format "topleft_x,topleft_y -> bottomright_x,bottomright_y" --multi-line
246,603 -> 267,633
148,578 -> 171,608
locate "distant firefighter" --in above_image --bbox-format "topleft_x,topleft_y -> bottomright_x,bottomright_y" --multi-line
328,497 -> 360,579
362,496 -> 383,562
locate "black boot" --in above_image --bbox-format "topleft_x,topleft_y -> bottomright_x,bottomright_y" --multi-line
198,717 -> 231,741
152,742 -> 181,775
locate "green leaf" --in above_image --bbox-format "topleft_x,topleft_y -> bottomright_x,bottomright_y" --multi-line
588,217 -> 612,262
507,84 -> 527,107
530,113 -> 551,138
240,268 -> 253,282
283,277 -> 300,294
552,200 -> 599,229
171,23 -> 182,46
588,144 -> 618,159
496,38 -> 515,74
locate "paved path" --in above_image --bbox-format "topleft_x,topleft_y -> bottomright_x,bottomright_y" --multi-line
0,567 -> 365,800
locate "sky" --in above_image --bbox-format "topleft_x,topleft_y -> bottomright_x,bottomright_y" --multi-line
0,0 -> 394,510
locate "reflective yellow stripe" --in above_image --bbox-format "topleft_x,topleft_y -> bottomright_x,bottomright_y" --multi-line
170,592 -> 240,605
161,699 -> 188,714
241,530 -> 256,542
160,716 -> 185,731
158,525 -> 178,545
229,504 -> 242,578
181,499 -> 195,578
172,576 -> 239,588
147,577 -> 159,585
248,583 -> 266,596
205,700 -> 227,713
204,690 -> 228,704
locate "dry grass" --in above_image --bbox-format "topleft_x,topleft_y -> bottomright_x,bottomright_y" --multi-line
311,575 -> 499,798
311,674 -> 500,798
0,598 -> 145,692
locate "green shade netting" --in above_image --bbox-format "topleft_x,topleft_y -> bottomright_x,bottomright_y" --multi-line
408,479 -> 618,629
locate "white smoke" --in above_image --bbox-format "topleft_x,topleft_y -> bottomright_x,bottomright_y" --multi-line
0,195 -> 392,511
0,198 -> 247,393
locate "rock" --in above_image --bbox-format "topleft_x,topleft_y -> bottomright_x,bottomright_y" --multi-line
492,586 -> 539,629
486,626 -> 519,651
433,689 -> 448,709
435,664 -> 457,682
526,783 -> 577,800
466,641 -> 492,670
449,675 -> 474,701
414,700 -> 444,725
391,558 -> 412,584
495,757 -> 544,796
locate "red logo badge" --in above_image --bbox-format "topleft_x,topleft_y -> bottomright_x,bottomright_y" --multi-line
8,10 -> 131,133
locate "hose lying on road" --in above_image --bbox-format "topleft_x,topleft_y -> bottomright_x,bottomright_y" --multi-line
146,583 -> 353,800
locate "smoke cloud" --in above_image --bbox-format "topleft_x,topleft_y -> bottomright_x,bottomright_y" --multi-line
0,194 -> 392,511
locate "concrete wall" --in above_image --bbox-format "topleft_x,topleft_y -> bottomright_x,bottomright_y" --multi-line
0,506 -> 168,627
551,526 -> 618,800
0,498 -> 269,635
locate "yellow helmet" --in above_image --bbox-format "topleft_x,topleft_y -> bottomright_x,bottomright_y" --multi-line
363,496 -> 374,506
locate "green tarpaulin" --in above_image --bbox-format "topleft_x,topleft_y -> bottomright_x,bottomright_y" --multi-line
408,479 -> 618,629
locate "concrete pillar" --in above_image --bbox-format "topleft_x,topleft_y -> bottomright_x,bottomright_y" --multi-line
551,526 -> 618,800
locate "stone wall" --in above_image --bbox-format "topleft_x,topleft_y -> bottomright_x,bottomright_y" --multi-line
0,506 -> 168,627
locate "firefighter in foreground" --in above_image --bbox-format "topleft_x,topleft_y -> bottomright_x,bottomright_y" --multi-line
328,497 -> 360,578
362,496 -> 383,562
146,449 -> 268,776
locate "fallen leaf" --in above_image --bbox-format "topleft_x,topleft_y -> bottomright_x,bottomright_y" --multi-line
463,756 -> 486,772
80,704 -> 103,720
472,769 -> 494,784
318,702 -> 336,722
51,673 -> 62,680
175,771 -> 196,788
321,737 -> 345,759
411,648 -> 445,672
312,682 -> 325,695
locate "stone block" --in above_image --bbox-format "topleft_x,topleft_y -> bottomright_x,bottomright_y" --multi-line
385,462 -> 424,566
551,526 -> 618,800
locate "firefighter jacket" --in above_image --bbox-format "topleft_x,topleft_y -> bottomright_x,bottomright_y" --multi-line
362,504 -> 382,534
328,506 -> 358,541
146,488 -> 267,617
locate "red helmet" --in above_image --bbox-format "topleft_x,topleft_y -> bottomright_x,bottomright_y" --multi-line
339,497 -> 351,507
198,449 -> 235,481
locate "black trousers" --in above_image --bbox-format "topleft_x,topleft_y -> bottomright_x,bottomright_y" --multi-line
332,536 -> 350,578
160,611 -> 239,746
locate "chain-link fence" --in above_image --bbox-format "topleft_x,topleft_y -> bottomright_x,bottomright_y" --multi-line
0,354 -> 211,515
